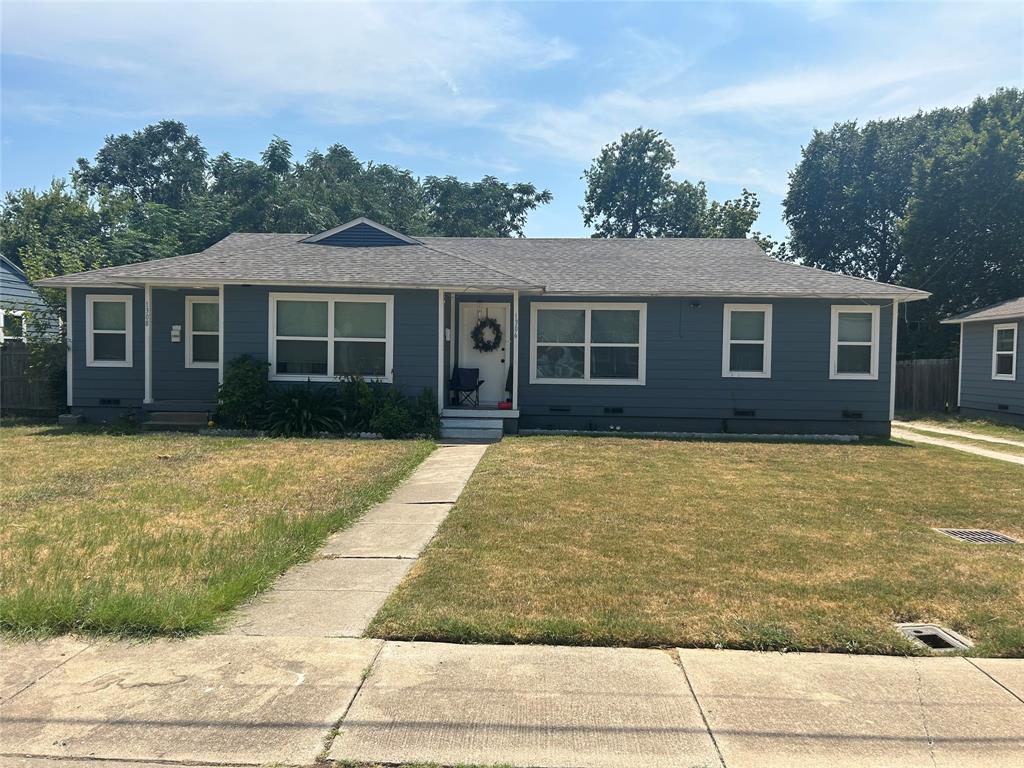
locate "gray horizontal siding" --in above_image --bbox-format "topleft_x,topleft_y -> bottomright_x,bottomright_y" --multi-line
70,287 -> 145,408
223,285 -> 438,398
152,288 -> 219,403
959,320 -> 1023,417
515,296 -> 895,425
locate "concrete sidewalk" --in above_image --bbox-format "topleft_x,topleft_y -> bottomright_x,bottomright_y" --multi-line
892,420 -> 1024,449
227,442 -> 487,638
3,637 -> 1022,768
891,427 -> 1024,466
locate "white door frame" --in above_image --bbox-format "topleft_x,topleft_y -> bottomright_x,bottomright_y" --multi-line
458,301 -> 510,406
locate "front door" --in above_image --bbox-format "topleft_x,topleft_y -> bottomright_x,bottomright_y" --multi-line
458,302 -> 510,406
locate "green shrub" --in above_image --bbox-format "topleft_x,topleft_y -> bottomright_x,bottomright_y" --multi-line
261,384 -> 345,437
216,356 -> 270,428
410,388 -> 441,438
370,403 -> 415,439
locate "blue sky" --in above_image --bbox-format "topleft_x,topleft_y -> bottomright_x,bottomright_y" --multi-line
2,1 -> 1021,240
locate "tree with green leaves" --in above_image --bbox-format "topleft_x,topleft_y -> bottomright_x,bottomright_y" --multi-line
73,120 -> 208,208
423,175 -> 552,237
582,127 -> 762,239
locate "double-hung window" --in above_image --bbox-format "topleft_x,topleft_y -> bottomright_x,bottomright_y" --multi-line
86,295 -> 132,367
269,293 -> 393,382
722,304 -> 772,377
992,323 -> 1017,380
185,296 -> 219,369
0,309 -> 25,343
530,303 -> 646,384
830,305 -> 880,380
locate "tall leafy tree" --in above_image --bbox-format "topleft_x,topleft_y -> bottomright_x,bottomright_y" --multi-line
423,175 -> 552,237
73,120 -> 208,208
582,127 -> 762,239
899,89 -> 1024,356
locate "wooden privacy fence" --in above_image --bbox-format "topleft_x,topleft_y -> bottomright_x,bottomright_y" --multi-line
896,358 -> 959,414
1,344 -> 55,415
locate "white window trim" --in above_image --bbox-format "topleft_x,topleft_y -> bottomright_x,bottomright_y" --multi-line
0,309 -> 26,342
86,294 -> 133,368
829,304 -> 880,380
529,302 -> 647,385
992,322 -> 1017,381
185,295 -> 220,369
268,292 -> 394,383
722,303 -> 772,378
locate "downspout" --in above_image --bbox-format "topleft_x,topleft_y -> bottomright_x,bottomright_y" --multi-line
144,284 -> 153,405
65,287 -> 73,408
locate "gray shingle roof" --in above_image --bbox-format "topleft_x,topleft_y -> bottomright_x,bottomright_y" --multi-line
36,231 -> 929,299
942,297 -> 1024,323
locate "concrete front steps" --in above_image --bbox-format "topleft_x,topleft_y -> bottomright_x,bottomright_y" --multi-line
440,415 -> 504,442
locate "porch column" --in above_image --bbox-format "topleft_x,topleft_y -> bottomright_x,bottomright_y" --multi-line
436,289 -> 445,413
512,289 -> 520,411
218,284 -> 225,386
888,298 -> 899,421
144,283 -> 153,404
65,287 -> 73,408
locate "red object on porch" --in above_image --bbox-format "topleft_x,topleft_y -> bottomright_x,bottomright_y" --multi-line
497,400 -> 513,410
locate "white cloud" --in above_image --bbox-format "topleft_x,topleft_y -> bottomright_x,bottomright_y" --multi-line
2,1 -> 574,123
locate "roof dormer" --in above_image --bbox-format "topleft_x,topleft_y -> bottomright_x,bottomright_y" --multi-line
301,217 -> 421,247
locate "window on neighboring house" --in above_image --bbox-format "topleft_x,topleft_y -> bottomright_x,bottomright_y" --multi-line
269,293 -> 393,382
186,296 -> 220,369
86,295 -> 132,367
992,323 -> 1017,380
723,304 -> 772,378
530,303 -> 646,384
830,304 -> 880,380
0,309 -> 26,342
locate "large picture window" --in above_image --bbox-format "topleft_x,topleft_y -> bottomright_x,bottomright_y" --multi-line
185,296 -> 219,369
830,304 -> 880,380
86,294 -> 132,367
722,304 -> 772,378
269,293 -> 393,382
992,323 -> 1017,380
530,302 -> 646,384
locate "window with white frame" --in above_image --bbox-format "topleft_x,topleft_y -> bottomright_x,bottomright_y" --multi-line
722,304 -> 772,377
0,309 -> 26,342
185,296 -> 219,368
86,295 -> 132,367
269,293 -> 393,382
530,303 -> 646,384
830,304 -> 880,379
992,323 -> 1017,380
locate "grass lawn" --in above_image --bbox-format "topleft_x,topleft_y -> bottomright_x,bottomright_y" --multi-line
1,424 -> 432,637
897,412 -> 1024,442
370,436 -> 1024,657
897,424 -> 1024,458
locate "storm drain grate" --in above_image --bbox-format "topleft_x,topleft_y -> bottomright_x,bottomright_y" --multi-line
934,528 -> 1020,544
897,623 -> 973,651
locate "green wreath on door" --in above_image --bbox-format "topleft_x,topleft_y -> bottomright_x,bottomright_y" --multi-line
470,316 -> 503,352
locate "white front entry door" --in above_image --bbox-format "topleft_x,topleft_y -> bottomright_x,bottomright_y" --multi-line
458,302 -> 510,405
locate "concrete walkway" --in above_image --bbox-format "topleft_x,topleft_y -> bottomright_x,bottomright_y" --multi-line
2,638 -> 1022,768
893,420 -> 1024,449
227,442 -> 488,638
891,427 -> 1024,466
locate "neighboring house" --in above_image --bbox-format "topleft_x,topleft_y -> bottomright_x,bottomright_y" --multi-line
0,255 -> 55,342
36,217 -> 928,436
943,297 -> 1024,426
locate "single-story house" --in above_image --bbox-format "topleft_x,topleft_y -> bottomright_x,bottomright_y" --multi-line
36,217 -> 929,437
943,297 -> 1023,426
1,255 -> 57,343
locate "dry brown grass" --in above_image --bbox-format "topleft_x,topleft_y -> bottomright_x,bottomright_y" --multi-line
1,424 -> 432,635
370,436 -> 1024,656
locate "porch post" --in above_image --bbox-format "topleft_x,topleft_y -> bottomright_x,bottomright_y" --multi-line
218,284 -> 225,386
65,287 -> 73,408
512,289 -> 520,411
436,289 -> 445,413
144,283 -> 153,404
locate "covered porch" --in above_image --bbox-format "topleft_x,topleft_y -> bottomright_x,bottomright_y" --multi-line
436,289 -> 522,438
